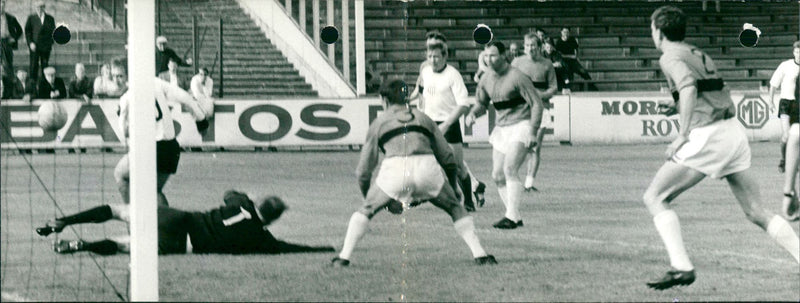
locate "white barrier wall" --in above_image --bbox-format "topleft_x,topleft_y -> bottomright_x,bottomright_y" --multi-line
0,92 -> 779,149
568,91 -> 781,144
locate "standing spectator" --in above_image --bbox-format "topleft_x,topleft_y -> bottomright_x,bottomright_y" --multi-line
190,67 -> 213,100
8,69 -> 35,100
158,59 -> 187,90
508,42 -> 522,60
543,38 -> 568,91
155,36 -> 191,75
24,1 -> 55,81
1,2 -> 24,78
93,63 -> 120,98
768,40 -> 800,173
533,27 -> 548,43
554,27 -> 597,91
68,63 -> 92,102
36,66 -> 65,99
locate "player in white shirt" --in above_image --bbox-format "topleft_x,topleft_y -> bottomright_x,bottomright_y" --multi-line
768,41 -> 800,173
111,57 -> 209,207
190,67 -> 215,119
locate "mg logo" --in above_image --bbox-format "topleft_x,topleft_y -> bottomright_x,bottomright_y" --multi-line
737,95 -> 768,129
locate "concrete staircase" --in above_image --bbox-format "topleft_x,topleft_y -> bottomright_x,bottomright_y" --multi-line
158,0 -> 318,98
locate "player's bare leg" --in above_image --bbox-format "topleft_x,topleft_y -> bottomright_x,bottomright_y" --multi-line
450,143 -> 475,211
524,128 -> 546,192
428,180 -> 496,265
726,171 -> 800,263
642,161 -> 705,290
53,236 -> 128,256
114,154 -> 130,204
493,142 -> 528,229
781,124 -> 800,220
36,204 -> 129,237
333,186 -> 394,267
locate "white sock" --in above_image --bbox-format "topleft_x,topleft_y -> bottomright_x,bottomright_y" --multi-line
653,210 -> 694,271
524,176 -> 535,188
339,212 -> 369,260
497,185 -> 508,208
767,215 -> 800,263
454,216 -> 487,258
505,180 -> 523,222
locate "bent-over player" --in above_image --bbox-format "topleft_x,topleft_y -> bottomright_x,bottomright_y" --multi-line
36,190 -> 334,255
331,79 -> 496,267
643,6 -> 800,290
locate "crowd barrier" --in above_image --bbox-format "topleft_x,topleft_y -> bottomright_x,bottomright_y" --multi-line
0,91 -> 780,149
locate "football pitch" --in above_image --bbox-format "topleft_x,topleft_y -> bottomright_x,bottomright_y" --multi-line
1,142 -> 798,301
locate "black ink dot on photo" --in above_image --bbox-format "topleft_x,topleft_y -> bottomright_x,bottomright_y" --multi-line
53,25 -> 71,45
321,26 -> 339,44
473,25 -> 493,45
738,29 -> 758,48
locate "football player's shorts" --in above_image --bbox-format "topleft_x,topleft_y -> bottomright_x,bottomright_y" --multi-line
489,120 -> 532,154
672,118 -> 751,179
374,155 -> 446,205
156,139 -> 181,174
779,98 -> 799,125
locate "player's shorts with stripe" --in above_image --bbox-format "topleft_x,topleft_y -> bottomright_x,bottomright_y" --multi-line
374,155 -> 447,205
489,120 -> 532,154
779,98 -> 799,125
672,118 -> 750,179
156,139 -> 181,174
156,206 -> 191,254
435,121 -> 463,144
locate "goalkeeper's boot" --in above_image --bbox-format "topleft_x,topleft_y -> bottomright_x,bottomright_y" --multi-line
646,269 -> 696,290
330,257 -> 350,267
53,239 -> 84,254
36,220 -> 66,236
473,182 -> 486,208
474,255 -> 497,265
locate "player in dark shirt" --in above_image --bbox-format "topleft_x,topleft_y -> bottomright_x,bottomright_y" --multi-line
36,190 -> 333,255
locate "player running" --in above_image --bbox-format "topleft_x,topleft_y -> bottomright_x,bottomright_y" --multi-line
768,41 -> 800,173
331,79 -> 496,267
466,41 -> 544,230
510,33 -> 558,192
35,190 -> 334,255
643,6 -> 800,290
111,57 -> 210,207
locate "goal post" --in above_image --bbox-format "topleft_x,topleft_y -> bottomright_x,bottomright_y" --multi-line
127,0 -> 159,301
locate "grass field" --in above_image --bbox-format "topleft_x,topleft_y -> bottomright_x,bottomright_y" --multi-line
1,142 -> 798,301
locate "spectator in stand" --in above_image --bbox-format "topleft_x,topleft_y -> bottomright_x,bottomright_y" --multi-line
702,0 -> 721,13
533,27 -> 548,43
156,36 -> 192,75
24,1 -> 55,81
158,59 -> 187,90
0,64 -> 8,99
190,67 -> 213,100
1,2 -> 24,78
8,69 -> 35,100
543,38 -> 568,91
68,63 -> 92,102
93,63 -> 120,98
554,27 -> 597,91
36,66 -> 66,99
508,42 -> 522,60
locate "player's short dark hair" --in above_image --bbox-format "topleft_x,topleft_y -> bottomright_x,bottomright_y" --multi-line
199,67 -> 210,74
426,42 -> 448,57
651,6 -> 686,42
425,30 -> 447,42
379,79 -> 408,105
793,40 -> 800,50
486,41 -> 507,55
258,196 -> 287,225
110,57 -> 128,73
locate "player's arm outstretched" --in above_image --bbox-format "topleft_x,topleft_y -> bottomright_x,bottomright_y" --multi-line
465,79 -> 490,126
355,121 -> 381,198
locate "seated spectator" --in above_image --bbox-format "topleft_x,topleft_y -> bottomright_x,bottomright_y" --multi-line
36,66 -> 66,99
534,27 -> 549,43
555,27 -> 597,91
158,59 -> 187,90
508,42 -> 522,60
543,39 -> 568,91
93,63 -> 121,98
190,67 -> 213,100
8,68 -> 35,100
68,62 -> 92,102
702,0 -> 720,12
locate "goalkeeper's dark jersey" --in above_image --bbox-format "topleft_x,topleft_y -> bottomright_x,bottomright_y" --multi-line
185,194 -> 327,254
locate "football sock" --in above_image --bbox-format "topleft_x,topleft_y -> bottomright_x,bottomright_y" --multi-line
454,216 -> 487,258
339,212 -> 369,260
505,180 -> 522,222
460,175 -> 474,208
524,176 -> 535,189
766,215 -> 800,263
58,205 -> 113,225
497,185 -> 508,208
653,210 -> 693,271
84,240 -> 120,256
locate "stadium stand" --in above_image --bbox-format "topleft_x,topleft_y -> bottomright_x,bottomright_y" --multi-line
363,0 -> 799,92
